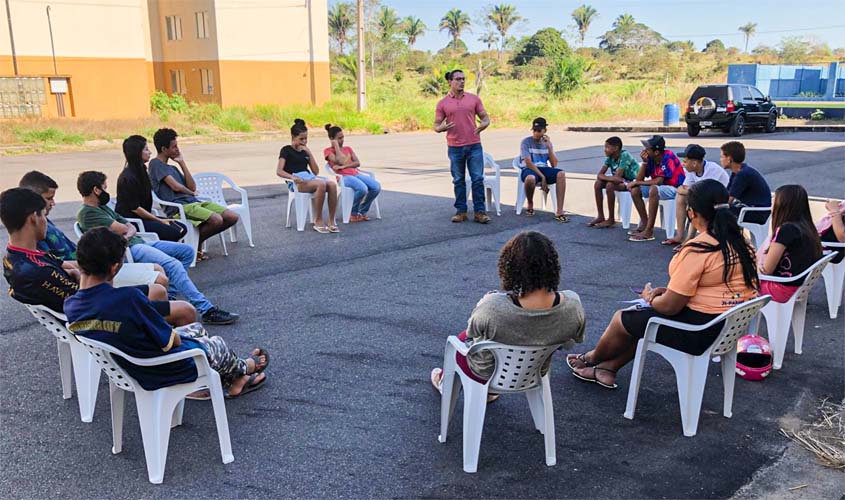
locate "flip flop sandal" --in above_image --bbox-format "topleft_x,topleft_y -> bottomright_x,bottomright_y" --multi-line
226,373 -> 266,399
627,228 -> 646,236
196,251 -> 210,261
554,214 -> 570,223
661,238 -> 683,246
596,221 -> 620,228
629,235 -> 655,242
572,366 -> 618,389
566,352 -> 595,371
525,208 -> 535,217
313,225 -> 330,234
248,347 -> 270,374
328,225 -> 340,233
430,368 -> 443,394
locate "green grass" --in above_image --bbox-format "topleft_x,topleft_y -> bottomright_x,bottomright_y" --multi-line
15,127 -> 86,145
779,101 -> 845,108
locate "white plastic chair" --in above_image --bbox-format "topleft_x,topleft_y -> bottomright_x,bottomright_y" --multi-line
481,153 -> 502,216
602,190 -> 634,229
324,166 -> 383,224
624,295 -> 772,437
738,207 -> 772,249
25,304 -> 102,423
73,335 -> 233,484
151,191 -> 227,267
74,221 -> 158,263
438,336 -> 562,473
283,177 -> 330,231
658,198 -> 676,239
512,157 -> 558,215
821,243 -> 845,319
755,252 -> 836,369
193,173 -> 255,247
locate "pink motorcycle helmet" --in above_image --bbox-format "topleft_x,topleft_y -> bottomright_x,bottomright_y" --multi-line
735,335 -> 773,381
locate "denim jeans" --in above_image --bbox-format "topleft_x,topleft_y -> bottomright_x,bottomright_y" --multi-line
343,174 -> 381,215
129,241 -> 213,314
447,143 -> 486,213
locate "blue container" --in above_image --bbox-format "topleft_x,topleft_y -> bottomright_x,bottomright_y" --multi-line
663,103 -> 680,126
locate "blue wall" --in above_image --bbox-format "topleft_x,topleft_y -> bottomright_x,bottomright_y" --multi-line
727,62 -> 845,101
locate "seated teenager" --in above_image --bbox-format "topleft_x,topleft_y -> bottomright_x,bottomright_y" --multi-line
76,171 -> 239,325
430,231 -> 586,402
148,128 -> 239,260
817,199 -> 845,264
663,144 -> 730,246
19,170 -> 168,290
568,180 -> 758,389
115,135 -> 188,242
758,185 -> 823,303
65,228 -> 268,399
720,141 -> 771,225
0,188 -> 194,325
324,124 -> 381,222
628,135 -> 686,242
588,136 -> 640,228
517,117 -> 569,222
277,119 -> 339,233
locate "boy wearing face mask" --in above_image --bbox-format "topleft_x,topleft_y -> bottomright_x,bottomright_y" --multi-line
75,171 -> 239,326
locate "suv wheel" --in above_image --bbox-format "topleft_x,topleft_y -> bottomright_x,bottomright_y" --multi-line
687,123 -> 701,137
764,113 -> 777,133
730,115 -> 745,137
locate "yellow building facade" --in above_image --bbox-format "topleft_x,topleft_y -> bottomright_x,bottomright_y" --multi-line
0,0 -> 329,119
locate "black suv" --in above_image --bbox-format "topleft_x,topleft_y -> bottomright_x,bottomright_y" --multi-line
684,84 -> 778,137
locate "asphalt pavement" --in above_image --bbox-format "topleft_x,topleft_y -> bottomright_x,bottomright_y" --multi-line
0,129 -> 843,498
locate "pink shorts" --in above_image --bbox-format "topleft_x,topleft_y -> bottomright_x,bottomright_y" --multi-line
456,330 -> 488,383
760,280 -> 799,303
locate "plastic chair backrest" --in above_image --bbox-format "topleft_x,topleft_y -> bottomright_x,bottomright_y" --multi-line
194,174 -> 227,206
73,222 -> 84,239
73,335 -> 137,392
738,207 -> 771,226
707,295 -> 772,356
25,304 -> 71,342
482,153 -> 501,180
793,252 -> 837,304
469,341 -> 562,393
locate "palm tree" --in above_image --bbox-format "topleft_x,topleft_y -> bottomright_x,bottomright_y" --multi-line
377,6 -> 400,41
738,22 -> 757,53
327,2 -> 354,55
479,31 -> 499,51
486,4 -> 521,55
403,16 -> 426,48
571,4 -> 598,47
613,13 -> 636,30
439,8 -> 471,50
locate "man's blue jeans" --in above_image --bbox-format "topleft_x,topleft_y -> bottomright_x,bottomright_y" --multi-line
129,241 -> 213,314
447,143 -> 486,213
343,174 -> 381,215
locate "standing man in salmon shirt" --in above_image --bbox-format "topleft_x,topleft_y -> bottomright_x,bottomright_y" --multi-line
434,69 -> 492,224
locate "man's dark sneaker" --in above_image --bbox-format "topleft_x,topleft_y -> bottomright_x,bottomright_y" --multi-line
202,307 -> 240,325
474,211 -> 491,224
451,212 -> 468,223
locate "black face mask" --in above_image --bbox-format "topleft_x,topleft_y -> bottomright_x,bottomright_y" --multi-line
97,189 -> 111,206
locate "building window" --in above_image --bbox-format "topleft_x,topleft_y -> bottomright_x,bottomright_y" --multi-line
200,69 -> 214,95
170,69 -> 186,95
165,15 -> 182,41
195,11 -> 209,39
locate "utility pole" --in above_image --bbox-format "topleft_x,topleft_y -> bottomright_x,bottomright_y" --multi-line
356,0 -> 366,111
47,6 -> 57,74
5,0 -> 18,75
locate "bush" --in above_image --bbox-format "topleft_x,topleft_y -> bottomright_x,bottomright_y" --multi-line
149,91 -> 188,113
544,56 -> 589,98
253,104 -> 283,123
16,127 -> 86,145
810,109 -> 825,120
420,65 -> 454,96
214,106 -> 253,132
512,28 -> 571,67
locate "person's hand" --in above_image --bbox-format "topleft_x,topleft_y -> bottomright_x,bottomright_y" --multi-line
292,176 -> 304,185
639,149 -> 649,162
173,153 -> 185,164
542,135 -> 550,144
825,199 -> 842,215
437,120 -> 455,133
627,180 -> 638,189
474,125 -> 485,135
540,176 -> 549,193
642,285 -> 668,303
330,138 -> 340,148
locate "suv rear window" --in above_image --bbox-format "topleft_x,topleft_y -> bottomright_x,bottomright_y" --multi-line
690,86 -> 727,102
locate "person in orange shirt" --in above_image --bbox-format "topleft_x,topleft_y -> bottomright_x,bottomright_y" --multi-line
566,180 -> 759,389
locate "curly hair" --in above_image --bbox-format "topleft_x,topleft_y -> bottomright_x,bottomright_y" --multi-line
497,231 -> 560,294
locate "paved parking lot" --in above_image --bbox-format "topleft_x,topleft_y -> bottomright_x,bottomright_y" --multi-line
0,130 -> 842,497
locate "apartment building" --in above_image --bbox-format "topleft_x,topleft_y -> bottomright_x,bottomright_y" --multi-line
0,0 -> 329,119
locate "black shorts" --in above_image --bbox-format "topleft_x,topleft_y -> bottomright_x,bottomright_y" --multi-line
133,284 -> 171,317
620,307 -> 724,356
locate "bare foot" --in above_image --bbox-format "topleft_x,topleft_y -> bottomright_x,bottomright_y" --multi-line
227,372 -> 266,397
587,217 -> 606,227
572,363 -> 617,387
595,219 -> 617,228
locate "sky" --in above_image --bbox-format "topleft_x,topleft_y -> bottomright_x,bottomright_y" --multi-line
329,0 -> 845,53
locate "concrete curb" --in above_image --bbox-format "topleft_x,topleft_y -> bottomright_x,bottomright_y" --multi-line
565,125 -> 845,133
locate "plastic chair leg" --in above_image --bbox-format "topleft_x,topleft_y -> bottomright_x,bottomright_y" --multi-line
109,381 -> 125,454
617,192 -> 633,229
372,198 -> 382,219
763,302 -> 793,370
285,194 -> 294,228
171,399 -> 185,428
218,233 -> 228,257
295,195 -> 310,231
540,376 -> 556,466
341,187 -> 354,224
791,300 -> 808,355
438,343 -> 459,444
240,212 -> 255,247
493,183 -> 501,216
721,350 -> 737,419
675,355 -> 709,437
525,387 -> 545,434
461,381 -> 489,473
57,339 -> 72,400
135,390 -> 180,484
660,200 -> 676,239
207,373 -> 234,464
822,263 -> 844,319
515,179 -> 526,215
69,341 -> 100,423
623,339 -> 649,420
